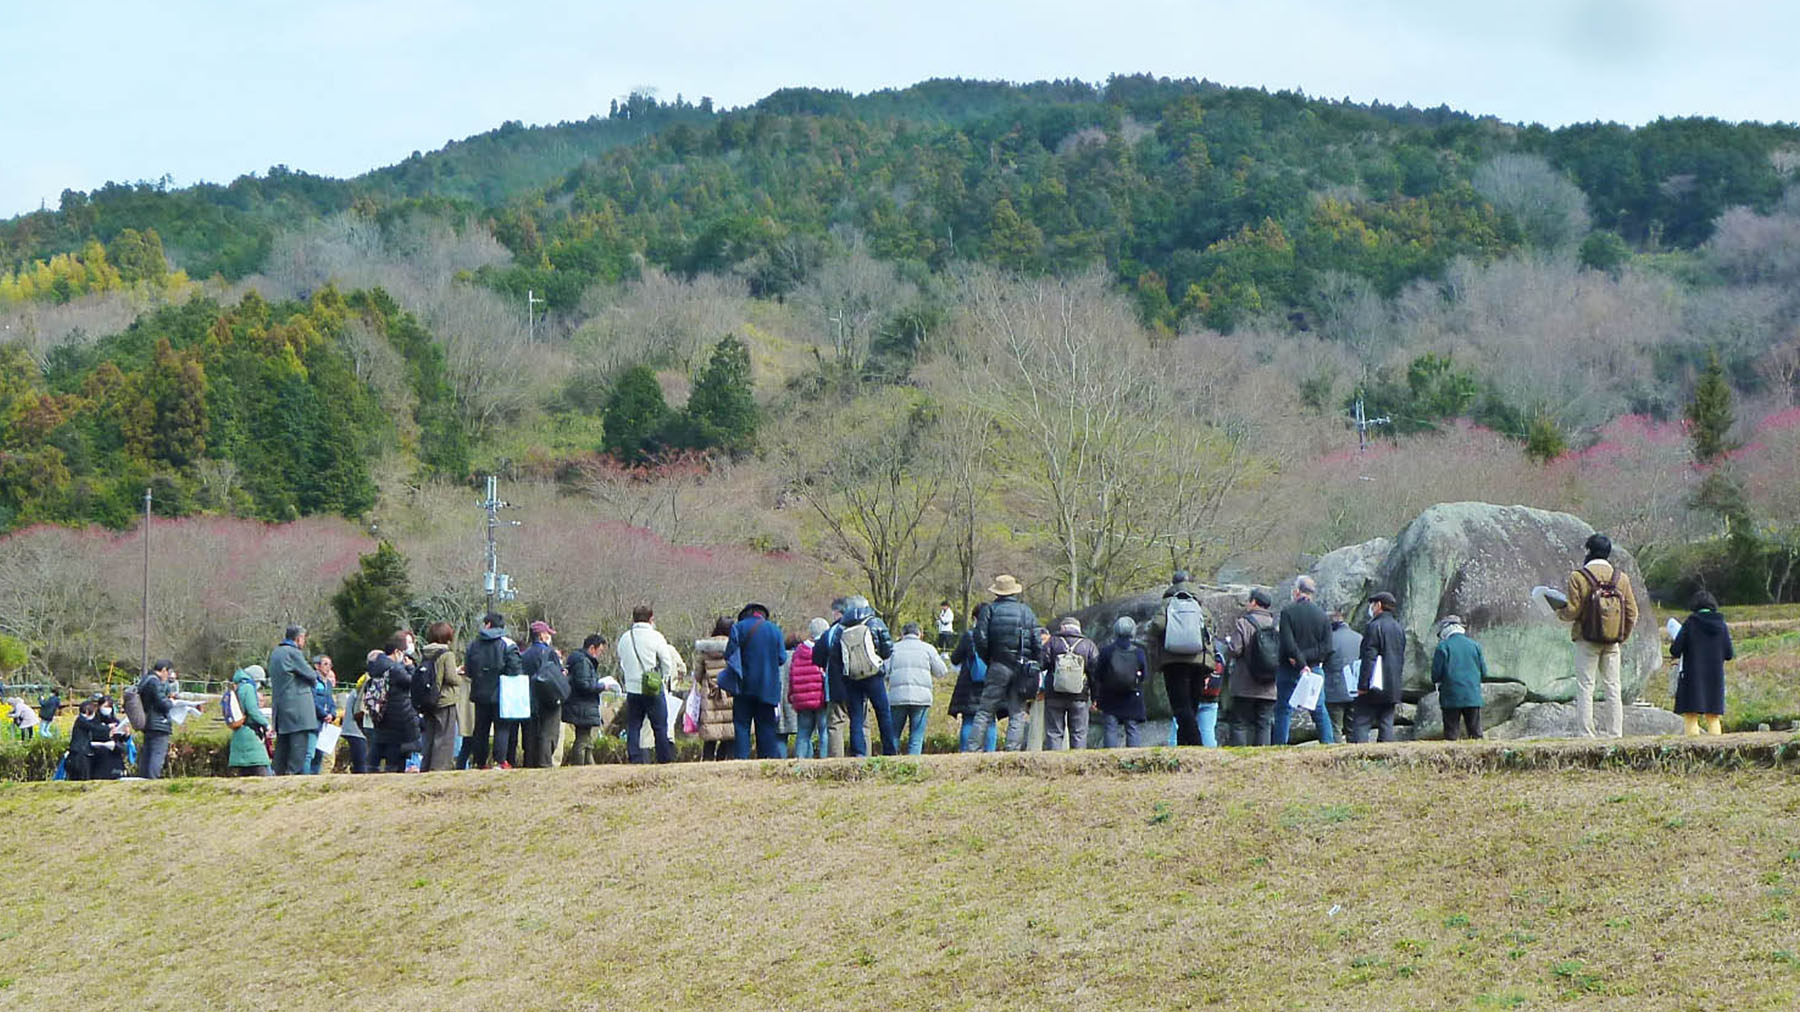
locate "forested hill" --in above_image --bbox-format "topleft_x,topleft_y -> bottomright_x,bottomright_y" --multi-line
7,76 -> 1799,330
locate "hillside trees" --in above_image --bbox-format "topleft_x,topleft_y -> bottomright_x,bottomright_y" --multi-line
326,541 -> 415,675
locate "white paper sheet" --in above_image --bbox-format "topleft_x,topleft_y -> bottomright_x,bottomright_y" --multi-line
315,722 -> 342,756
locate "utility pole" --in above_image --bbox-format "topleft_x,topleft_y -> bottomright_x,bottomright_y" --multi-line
477,475 -> 520,614
141,488 -> 152,677
527,289 -> 545,345
1351,397 -> 1391,453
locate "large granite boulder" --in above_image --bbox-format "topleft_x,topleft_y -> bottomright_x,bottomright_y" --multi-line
1275,537 -> 1393,614
1485,701 -> 1683,739
1372,503 -> 1660,704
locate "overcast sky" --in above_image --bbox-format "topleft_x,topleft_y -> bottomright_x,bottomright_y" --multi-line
4,0 -> 1797,218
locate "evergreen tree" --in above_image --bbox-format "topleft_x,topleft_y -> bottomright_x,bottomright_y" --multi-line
1524,414 -> 1568,463
1686,350 -> 1736,464
326,541 -> 414,675
602,364 -> 669,463
679,336 -> 759,455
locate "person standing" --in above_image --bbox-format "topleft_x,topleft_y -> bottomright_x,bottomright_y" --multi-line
947,605 -> 998,752
520,621 -> 564,768
1431,615 -> 1488,740
1552,532 -> 1640,738
419,623 -> 464,772
1093,617 -> 1147,747
307,656 -> 340,774
269,625 -> 319,776
1323,609 -> 1362,743
726,603 -> 787,759
460,613 -> 522,769
1275,576 -> 1336,745
563,633 -> 608,765
818,598 -> 851,758
965,575 -> 1041,752
787,618 -> 830,759
1670,591 -> 1733,736
1355,593 -> 1405,743
135,660 -> 176,779
885,622 -> 947,755
226,665 -> 272,776
88,695 -> 130,780
340,667 -> 371,774
1146,571 -> 1212,747
935,601 -> 957,651
618,607 -> 682,764
1226,591 -> 1281,746
369,635 -> 419,773
1041,616 -> 1098,750
691,618 -> 736,760
819,597 -> 896,757
65,696 -> 107,781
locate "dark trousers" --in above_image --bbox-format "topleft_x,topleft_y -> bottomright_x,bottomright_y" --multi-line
732,698 -> 786,759
65,752 -> 91,781
525,703 -> 561,768
844,675 -> 897,756
493,719 -> 522,767
422,707 -> 459,771
462,701 -> 497,768
1228,697 -> 1275,746
1324,702 -> 1353,744
1443,706 -> 1483,740
626,692 -> 676,764
1163,664 -> 1207,746
139,731 -> 171,779
372,738 -> 410,772
346,735 -> 371,773
1351,695 -> 1397,743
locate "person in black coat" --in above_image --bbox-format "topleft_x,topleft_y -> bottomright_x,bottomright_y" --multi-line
1275,576 -> 1335,745
1670,590 -> 1733,735
370,636 -> 419,773
966,575 -> 1041,753
1354,592 -> 1405,743
947,604 -> 1000,752
86,695 -> 128,780
564,634 -> 608,765
1093,617 -> 1148,748
65,696 -> 106,781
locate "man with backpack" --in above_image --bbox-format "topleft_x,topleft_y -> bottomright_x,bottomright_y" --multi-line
1274,576 -> 1336,746
520,621 -> 566,768
1227,590 -> 1281,746
815,597 -> 895,757
966,575 -> 1041,752
1354,592 -> 1406,743
135,660 -> 176,779
726,602 -> 788,759
1041,616 -> 1098,750
1146,570 -> 1212,747
1553,533 -> 1639,738
269,625 -> 319,776
460,613 -> 522,770
1093,617 -> 1148,747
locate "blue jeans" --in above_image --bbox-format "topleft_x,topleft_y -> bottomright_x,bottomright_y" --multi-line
732,698 -> 786,759
1198,701 -> 1220,748
959,715 -> 998,752
1100,713 -> 1140,748
794,709 -> 829,758
893,704 -> 930,755
844,676 -> 897,756
1273,668 -> 1336,745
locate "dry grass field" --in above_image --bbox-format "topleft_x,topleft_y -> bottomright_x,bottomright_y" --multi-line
3,738 -> 1799,1011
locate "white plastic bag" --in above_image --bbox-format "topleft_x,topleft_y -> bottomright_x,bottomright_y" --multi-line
1289,667 -> 1324,712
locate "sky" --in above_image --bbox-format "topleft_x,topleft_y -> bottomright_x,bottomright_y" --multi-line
3,0 -> 1798,218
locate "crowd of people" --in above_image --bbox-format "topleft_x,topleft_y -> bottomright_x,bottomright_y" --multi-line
36,530 -> 1740,779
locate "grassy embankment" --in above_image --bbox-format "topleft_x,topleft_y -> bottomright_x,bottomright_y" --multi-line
2,738 -> 1798,1011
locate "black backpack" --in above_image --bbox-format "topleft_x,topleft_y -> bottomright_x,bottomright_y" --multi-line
411,653 -> 440,712
1102,644 -> 1141,694
530,650 -> 570,706
1247,615 -> 1282,681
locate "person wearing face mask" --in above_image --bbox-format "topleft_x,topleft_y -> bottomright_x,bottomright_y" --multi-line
89,696 -> 130,780
65,696 -> 108,781
1354,593 -> 1406,743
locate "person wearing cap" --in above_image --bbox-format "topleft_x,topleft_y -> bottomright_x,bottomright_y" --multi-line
460,612 -> 523,769
1354,592 -> 1405,742
966,574 -> 1041,752
1226,589 -> 1280,746
227,665 -> 273,776
726,602 -> 788,758
1275,575 -> 1336,745
519,620 -> 562,768
1551,532 -> 1639,738
1431,615 -> 1488,740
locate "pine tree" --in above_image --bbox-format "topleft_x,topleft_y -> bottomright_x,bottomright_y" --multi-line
602,364 -> 669,463
326,541 -> 414,675
680,336 -> 759,455
1686,350 -> 1736,464
1524,414 -> 1568,463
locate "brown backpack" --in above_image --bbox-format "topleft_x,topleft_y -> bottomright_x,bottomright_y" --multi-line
1578,567 -> 1627,644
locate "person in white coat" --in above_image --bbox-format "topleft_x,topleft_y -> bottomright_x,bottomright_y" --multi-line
616,605 -> 686,763
884,623 -> 947,755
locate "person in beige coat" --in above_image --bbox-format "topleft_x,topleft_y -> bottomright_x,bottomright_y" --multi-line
691,616 -> 736,760
1552,533 -> 1639,738
421,622 -> 466,771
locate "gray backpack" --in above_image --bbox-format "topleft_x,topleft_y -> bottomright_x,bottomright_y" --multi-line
1164,593 -> 1207,655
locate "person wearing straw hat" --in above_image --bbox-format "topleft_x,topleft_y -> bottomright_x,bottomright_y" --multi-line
965,574 -> 1040,752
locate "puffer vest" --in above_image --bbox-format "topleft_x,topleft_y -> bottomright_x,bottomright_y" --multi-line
788,640 -> 825,711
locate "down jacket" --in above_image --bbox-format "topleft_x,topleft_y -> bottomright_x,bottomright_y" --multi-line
691,637 -> 735,742
788,639 -> 826,712
884,634 -> 947,708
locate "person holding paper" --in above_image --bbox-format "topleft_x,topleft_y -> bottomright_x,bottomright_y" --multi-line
1226,589 -> 1281,746
1551,533 -> 1639,738
1323,609 -> 1362,743
226,666 -> 272,776
1275,576 -> 1335,745
1669,590 -> 1732,736
1354,593 -> 1405,743
1430,616 -> 1488,740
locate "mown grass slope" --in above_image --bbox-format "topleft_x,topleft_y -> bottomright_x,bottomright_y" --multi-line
3,740 -> 1799,1011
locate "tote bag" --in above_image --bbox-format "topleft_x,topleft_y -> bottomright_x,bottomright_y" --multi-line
498,673 -> 532,720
